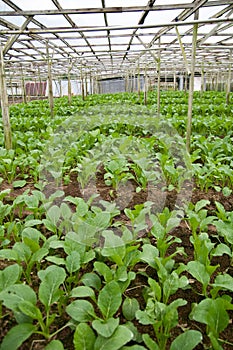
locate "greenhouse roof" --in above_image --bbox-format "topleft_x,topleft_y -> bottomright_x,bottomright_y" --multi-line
0,0 -> 232,79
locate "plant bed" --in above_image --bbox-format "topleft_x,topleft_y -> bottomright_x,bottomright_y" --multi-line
0,91 -> 233,349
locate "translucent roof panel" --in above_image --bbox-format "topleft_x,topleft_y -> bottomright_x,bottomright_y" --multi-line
0,0 -> 231,78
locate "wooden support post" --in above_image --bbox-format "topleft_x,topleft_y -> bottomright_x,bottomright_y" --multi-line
173,68 -> 176,91
201,61 -> 205,94
226,50 -> 232,105
20,65 -> 27,104
144,66 -> 147,105
68,59 -> 72,105
157,38 -> 161,118
0,45 -> 12,150
81,66 -> 85,100
10,77 -> 15,104
89,72 -> 93,95
59,79 -> 62,97
46,43 -> 54,118
85,74 -> 88,96
186,12 -> 198,152
137,63 -> 141,98
37,66 -> 42,97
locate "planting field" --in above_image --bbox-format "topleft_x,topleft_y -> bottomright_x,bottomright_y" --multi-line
0,91 -> 233,349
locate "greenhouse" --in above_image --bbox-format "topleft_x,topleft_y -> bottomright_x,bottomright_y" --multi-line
0,1 -> 233,349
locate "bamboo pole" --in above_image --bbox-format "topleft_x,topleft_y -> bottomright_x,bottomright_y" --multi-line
85,73 -> 88,96
46,43 -> 54,118
173,68 -> 176,91
157,38 -> 161,118
186,12 -> 199,152
10,77 -> 15,104
37,66 -> 42,97
226,50 -> 232,105
184,71 -> 188,92
68,59 -> 72,105
81,66 -> 85,100
20,64 -> 27,104
137,62 -> 141,98
144,66 -> 147,105
0,45 -> 12,150
201,61 -> 205,94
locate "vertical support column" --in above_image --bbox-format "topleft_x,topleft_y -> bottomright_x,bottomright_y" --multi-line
186,13 -> 198,152
59,79 -> 62,97
173,68 -> 176,91
157,38 -> 161,118
68,59 -> 72,105
144,66 -> 147,105
165,68 -> 167,90
37,66 -> 42,97
10,77 -> 15,104
226,50 -> 232,105
81,66 -> 85,100
89,72 -> 92,95
201,61 -> 205,94
137,62 -> 141,98
84,73 -> 88,97
20,64 -> 27,104
46,43 -> 54,118
0,45 -> 12,150
184,71 -> 188,92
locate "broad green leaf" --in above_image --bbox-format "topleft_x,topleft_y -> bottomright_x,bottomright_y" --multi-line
42,219 -> 57,233
186,261 -> 210,287
60,202 -> 72,220
89,212 -> 111,231
12,180 -> 27,188
0,284 -> 36,312
222,186 -> 232,197
83,250 -> 95,264
46,205 -> 60,226
94,325 -> 133,350
0,249 -> 18,261
212,274 -> 233,292
122,297 -> 140,321
139,244 -> 159,269
66,300 -> 96,322
18,300 -> 42,320
164,299 -> 187,329
73,323 -> 96,350
38,265 -> 66,310
66,251 -> 81,274
24,219 -> 43,227
170,330 -> 203,350
71,286 -> 95,300
45,340 -> 64,350
212,243 -> 232,257
46,256 -> 66,266
124,321 -> 142,343
142,334 -> 160,350
190,298 -> 229,336
94,261 -> 113,283
101,230 -> 126,265
92,317 -> 119,337
98,280 -> 122,318
195,200 -> 210,212
0,323 -> 36,350
136,310 -> 155,325
65,196 -> 88,217
24,195 -> 39,208
0,264 -> 22,292
81,272 -> 101,290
